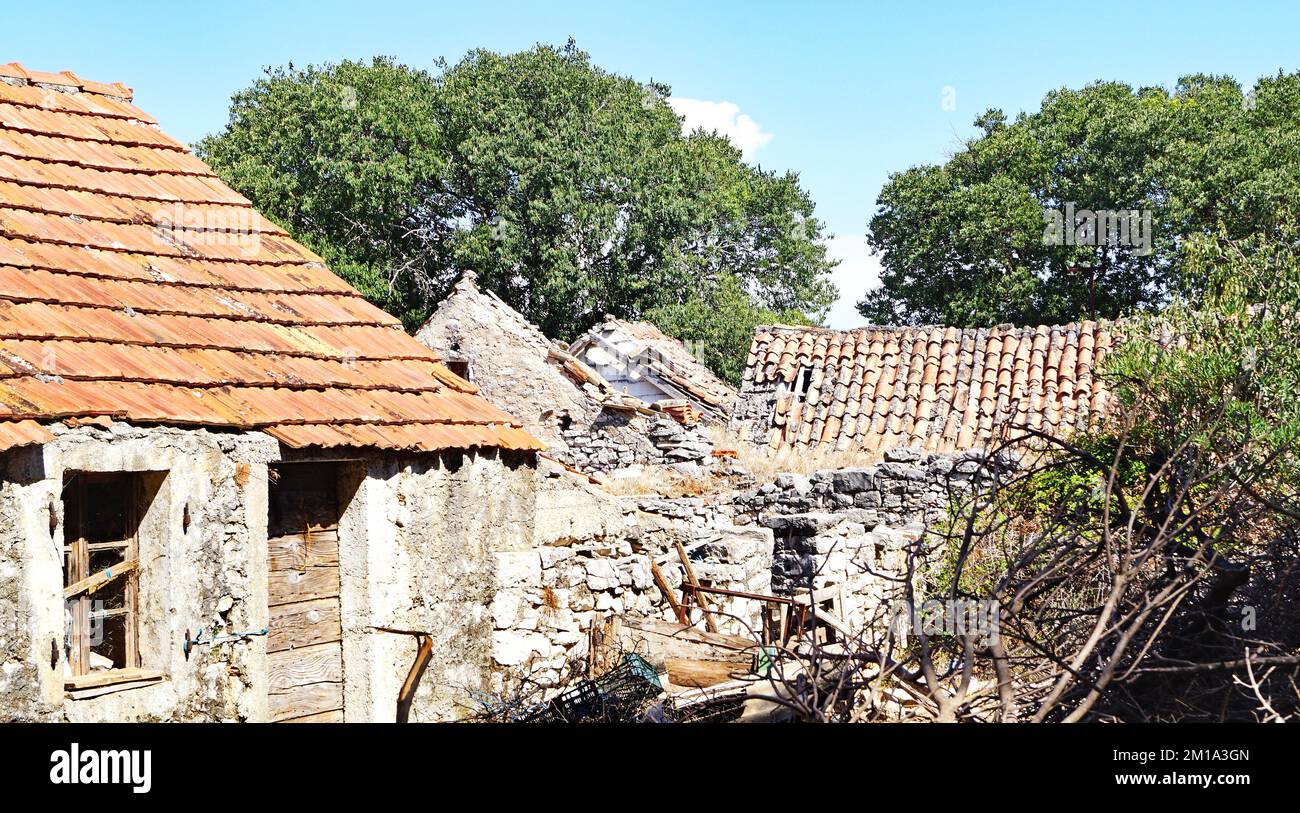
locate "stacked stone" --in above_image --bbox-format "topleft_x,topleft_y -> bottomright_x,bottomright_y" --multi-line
732,448 -> 1010,528
762,510 -> 920,600
633,497 -> 732,529
558,414 -> 714,475
488,524 -> 773,688
645,417 -> 713,470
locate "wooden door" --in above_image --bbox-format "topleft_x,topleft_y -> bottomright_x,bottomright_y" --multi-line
267,463 -> 345,722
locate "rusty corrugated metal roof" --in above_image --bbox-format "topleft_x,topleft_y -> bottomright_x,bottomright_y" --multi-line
0,63 -> 542,453
742,321 -> 1116,455
0,417 -> 53,450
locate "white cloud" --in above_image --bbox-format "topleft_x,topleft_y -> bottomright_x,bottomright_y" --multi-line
668,97 -> 773,159
824,234 -> 883,329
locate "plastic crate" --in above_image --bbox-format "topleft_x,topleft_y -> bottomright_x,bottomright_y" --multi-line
540,653 -> 663,723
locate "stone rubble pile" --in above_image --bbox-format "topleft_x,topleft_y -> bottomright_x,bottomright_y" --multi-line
559,414 -> 715,476
489,518 -> 773,688
487,446 -> 1016,690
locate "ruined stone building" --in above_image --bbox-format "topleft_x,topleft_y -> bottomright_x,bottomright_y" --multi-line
734,321 -> 1116,455
0,63 -> 558,722
723,321 -> 1119,627
569,317 -> 736,423
0,62 -> 1128,723
416,274 -> 716,476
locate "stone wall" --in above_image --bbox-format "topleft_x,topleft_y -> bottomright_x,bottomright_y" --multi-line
732,447 -> 1008,529
0,423 -> 279,722
726,448 -> 1012,625
729,379 -> 780,447
335,447 -> 540,723
0,416 -> 1011,722
557,412 -> 714,476
0,422 -> 549,723
484,476 -> 772,691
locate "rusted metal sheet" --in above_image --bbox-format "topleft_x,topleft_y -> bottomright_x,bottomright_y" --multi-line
0,418 -> 53,450
267,422 -> 544,453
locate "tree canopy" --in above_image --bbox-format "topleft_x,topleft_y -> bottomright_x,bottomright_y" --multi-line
197,43 -> 836,382
860,72 -> 1300,327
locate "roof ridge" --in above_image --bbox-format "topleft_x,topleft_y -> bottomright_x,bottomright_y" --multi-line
762,318 -> 1116,336
0,62 -> 132,101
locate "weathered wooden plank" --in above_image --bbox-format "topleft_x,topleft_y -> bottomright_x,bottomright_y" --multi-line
280,709 -> 344,723
675,540 -> 719,633
268,531 -> 340,571
618,618 -> 755,665
65,677 -> 166,700
649,560 -> 688,625
63,559 -> 137,599
268,598 -> 341,654
622,617 -> 756,651
268,565 -> 340,606
269,681 -> 343,722
268,642 -> 343,692
64,667 -> 165,691
666,658 -> 746,689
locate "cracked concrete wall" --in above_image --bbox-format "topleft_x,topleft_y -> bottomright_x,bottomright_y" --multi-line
328,448 -> 539,723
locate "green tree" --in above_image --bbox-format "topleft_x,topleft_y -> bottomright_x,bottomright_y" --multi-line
196,57 -> 447,324
197,43 -> 836,381
860,72 -> 1300,327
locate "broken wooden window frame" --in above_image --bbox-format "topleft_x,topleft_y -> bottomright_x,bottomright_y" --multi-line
61,471 -> 164,693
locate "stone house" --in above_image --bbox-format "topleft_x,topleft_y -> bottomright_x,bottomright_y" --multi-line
0,63 -> 557,722
734,321 -> 1116,456
415,273 -> 715,476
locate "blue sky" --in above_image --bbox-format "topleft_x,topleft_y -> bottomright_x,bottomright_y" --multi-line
4,1 -> 1298,326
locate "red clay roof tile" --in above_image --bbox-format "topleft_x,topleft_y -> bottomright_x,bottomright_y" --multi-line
0,64 -> 541,453
742,321 -> 1117,455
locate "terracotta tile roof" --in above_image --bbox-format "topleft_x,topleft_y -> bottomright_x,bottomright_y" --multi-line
0,64 -> 541,453
742,321 -> 1116,454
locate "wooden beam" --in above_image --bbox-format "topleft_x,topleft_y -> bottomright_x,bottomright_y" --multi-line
675,541 -> 719,634
682,582 -> 795,605
370,627 -> 435,724
649,560 -> 689,626
63,559 -> 137,600
619,617 -> 756,666
65,667 -> 164,691
791,584 -> 849,606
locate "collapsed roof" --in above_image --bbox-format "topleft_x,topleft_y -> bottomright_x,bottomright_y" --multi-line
0,63 -> 541,455
740,321 -> 1116,454
569,317 -> 736,419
